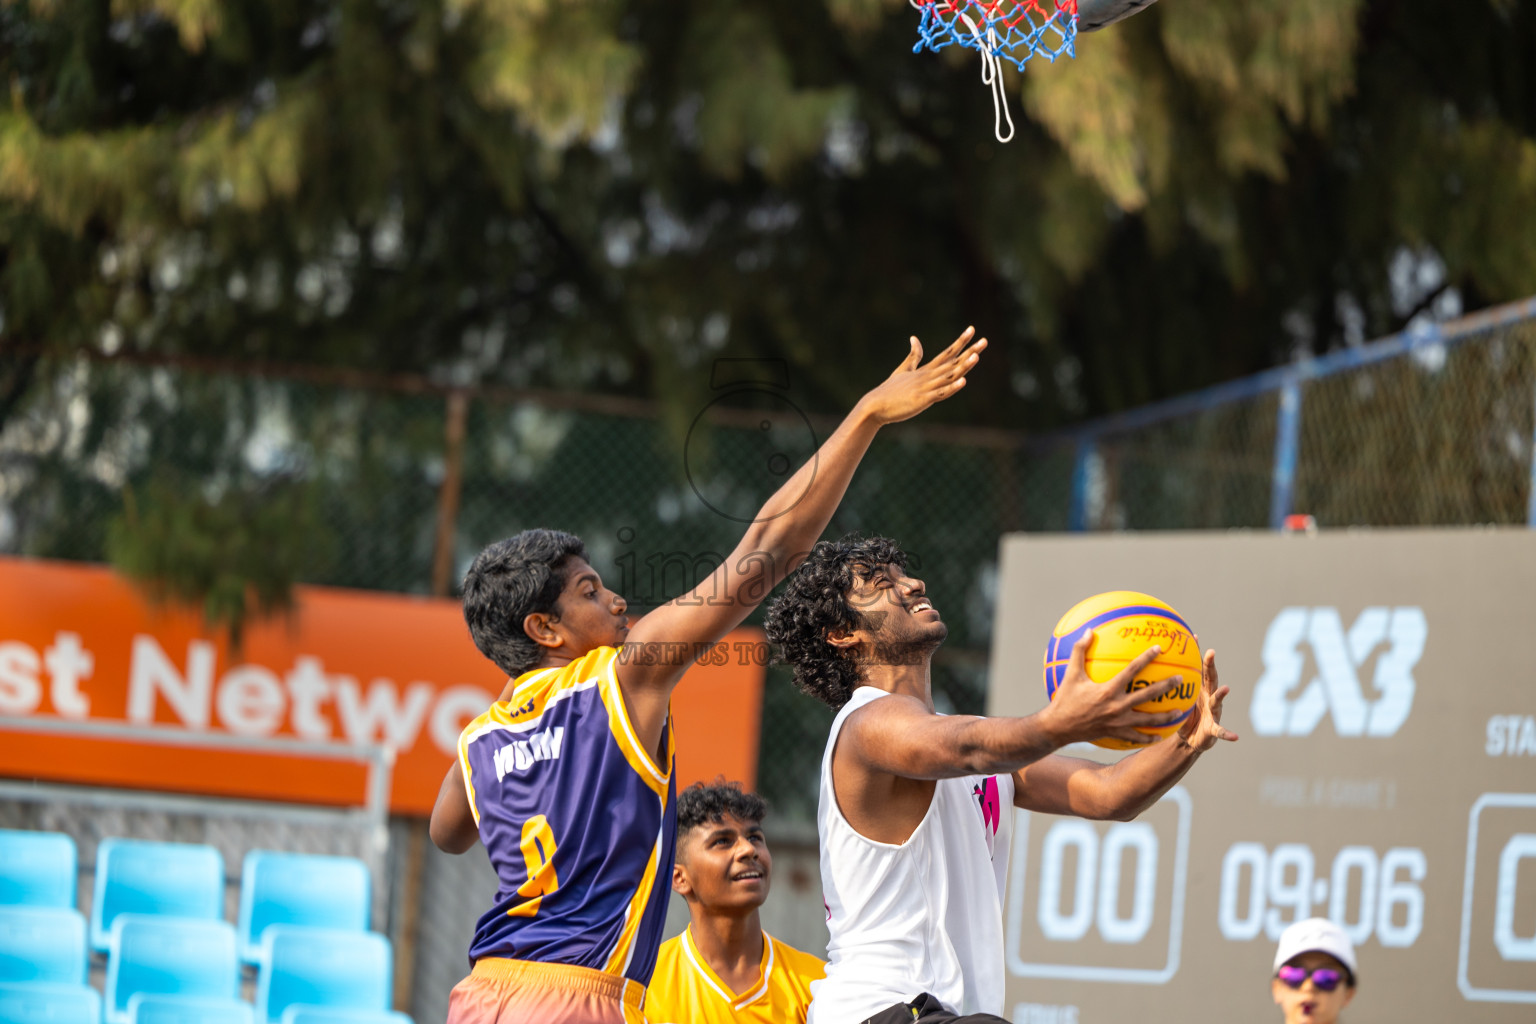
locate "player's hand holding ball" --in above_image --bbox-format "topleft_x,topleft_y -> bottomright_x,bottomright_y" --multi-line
1039,635 -> 1186,749
1175,645 -> 1238,752
1040,591 -> 1233,750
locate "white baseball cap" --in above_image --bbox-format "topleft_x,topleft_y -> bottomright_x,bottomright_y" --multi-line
1272,917 -> 1357,978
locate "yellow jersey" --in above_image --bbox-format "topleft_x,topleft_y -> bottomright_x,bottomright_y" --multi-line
645,927 -> 825,1024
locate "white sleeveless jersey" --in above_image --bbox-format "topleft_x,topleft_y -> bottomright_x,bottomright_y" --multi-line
808,686 -> 1015,1023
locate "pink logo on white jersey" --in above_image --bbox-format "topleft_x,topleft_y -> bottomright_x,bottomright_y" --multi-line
974,776 -> 1001,857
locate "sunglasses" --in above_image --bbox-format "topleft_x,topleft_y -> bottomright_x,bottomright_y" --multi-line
1276,965 -> 1346,991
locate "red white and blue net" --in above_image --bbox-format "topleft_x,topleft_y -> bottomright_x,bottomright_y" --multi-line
908,0 -> 1078,141
911,0 -> 1079,72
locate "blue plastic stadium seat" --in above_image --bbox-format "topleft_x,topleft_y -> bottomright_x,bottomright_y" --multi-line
90,840 -> 224,952
279,1009 -> 412,1024
105,916 -> 239,1024
254,928 -> 392,1024
0,981 -> 103,1024
128,994 -> 254,1024
0,829 -> 79,908
0,906 -> 88,985
236,853 -> 370,965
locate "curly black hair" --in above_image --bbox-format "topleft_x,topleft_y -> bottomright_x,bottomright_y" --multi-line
763,534 -> 907,710
676,780 -> 768,838
462,528 -> 587,677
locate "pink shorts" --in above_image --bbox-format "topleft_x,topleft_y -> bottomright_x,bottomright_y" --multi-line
446,958 -> 649,1024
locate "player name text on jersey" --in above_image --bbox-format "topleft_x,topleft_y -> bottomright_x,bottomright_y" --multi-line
493,726 -> 567,781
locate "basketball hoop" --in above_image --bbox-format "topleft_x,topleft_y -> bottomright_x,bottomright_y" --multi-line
909,0 -> 1079,143
909,0 -> 1162,143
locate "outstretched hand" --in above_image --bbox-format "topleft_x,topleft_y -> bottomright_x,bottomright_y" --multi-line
1044,631 -> 1190,747
858,327 -> 988,426
1177,648 -> 1239,751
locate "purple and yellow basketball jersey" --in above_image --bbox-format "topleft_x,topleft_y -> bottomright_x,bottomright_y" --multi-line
458,645 -> 677,987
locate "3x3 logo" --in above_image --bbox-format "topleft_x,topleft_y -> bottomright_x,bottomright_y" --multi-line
1249,607 -> 1427,738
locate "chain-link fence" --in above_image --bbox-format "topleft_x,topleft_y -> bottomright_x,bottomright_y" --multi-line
1051,299 -> 1536,534
4,301 -> 1536,822
4,297 -> 1535,1021
0,359 -> 1039,826
4,302 -> 1536,823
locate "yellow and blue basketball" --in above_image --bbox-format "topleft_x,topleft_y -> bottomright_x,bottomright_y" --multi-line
1043,591 -> 1202,750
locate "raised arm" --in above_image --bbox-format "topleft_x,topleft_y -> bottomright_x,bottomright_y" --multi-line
618,330 -> 988,729
429,761 -> 480,853
1012,648 -> 1237,819
839,642 -> 1185,779
429,676 -> 522,853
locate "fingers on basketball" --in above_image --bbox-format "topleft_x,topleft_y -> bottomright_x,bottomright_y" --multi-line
1116,723 -> 1167,745
1109,644 -> 1163,695
1066,629 -> 1093,676
1141,673 -> 1183,704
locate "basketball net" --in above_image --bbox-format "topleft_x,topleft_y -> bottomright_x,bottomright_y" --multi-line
909,0 -> 1079,143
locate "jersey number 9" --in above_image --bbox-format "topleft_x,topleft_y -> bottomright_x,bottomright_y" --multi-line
509,814 -> 560,917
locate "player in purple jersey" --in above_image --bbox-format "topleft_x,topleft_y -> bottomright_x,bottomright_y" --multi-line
429,328 -> 989,1024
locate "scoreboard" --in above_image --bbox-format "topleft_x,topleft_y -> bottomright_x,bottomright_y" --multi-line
989,529 -> 1536,1023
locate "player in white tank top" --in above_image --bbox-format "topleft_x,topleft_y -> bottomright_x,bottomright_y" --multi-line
764,537 -> 1238,1023
813,686 -> 1015,1019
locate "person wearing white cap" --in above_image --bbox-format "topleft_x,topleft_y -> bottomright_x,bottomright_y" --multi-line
1271,918 -> 1358,1024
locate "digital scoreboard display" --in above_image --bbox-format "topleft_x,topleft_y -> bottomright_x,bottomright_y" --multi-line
990,529 -> 1536,1024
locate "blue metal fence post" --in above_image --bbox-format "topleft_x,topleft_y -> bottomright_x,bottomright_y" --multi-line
1269,376 -> 1303,530
1528,377 -> 1536,527
1069,439 -> 1095,532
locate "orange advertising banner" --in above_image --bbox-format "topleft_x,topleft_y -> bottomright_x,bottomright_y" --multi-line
0,557 -> 765,815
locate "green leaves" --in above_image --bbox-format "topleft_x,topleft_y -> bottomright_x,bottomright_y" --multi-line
684,4 -> 852,181
111,0 -> 225,52
177,86 -> 316,217
0,0 -> 1531,489
1391,116 -> 1536,301
1026,23 -> 1170,210
454,0 -> 642,145
0,89 -> 313,237
106,475 -> 334,648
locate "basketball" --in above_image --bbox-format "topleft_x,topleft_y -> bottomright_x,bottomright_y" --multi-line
1042,590 -> 1202,750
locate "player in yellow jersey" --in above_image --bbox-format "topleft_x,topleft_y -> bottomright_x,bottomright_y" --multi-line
429,328 -> 988,1024
647,782 -> 825,1024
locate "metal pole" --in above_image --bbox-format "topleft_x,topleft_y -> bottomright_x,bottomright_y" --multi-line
0,778 -> 377,827
0,714 -> 393,835
392,821 -> 429,1012
431,391 -> 470,598
1068,439 -> 1095,532
0,713 -> 397,958
1269,377 -> 1303,530
364,744 -> 396,853
1528,374 -> 1536,528
0,714 -> 388,764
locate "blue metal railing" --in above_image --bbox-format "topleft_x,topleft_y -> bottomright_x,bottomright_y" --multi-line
1027,295 -> 1536,531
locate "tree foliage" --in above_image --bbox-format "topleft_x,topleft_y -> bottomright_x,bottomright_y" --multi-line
106,473 -> 332,647
3,1 -> 1536,417
1,0 -> 1534,636
1,0 -> 1530,420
